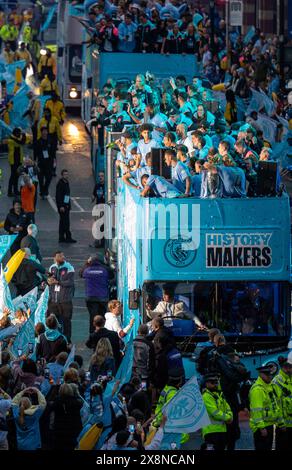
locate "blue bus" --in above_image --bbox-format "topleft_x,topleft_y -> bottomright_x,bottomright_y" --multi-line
116,183 -> 291,378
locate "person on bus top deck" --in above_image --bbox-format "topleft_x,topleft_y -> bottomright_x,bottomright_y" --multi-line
123,153 -> 153,190
164,148 -> 192,196
137,123 -> 159,164
140,173 -> 181,198
145,285 -> 206,329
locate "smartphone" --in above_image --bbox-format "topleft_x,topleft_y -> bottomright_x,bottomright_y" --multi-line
44,368 -> 50,380
17,348 -> 22,357
141,381 -> 147,391
129,424 -> 135,434
136,422 -> 143,433
28,342 -> 34,354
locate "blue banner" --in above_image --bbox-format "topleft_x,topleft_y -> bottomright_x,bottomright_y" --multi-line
64,344 -> 76,370
34,286 -> 49,325
243,26 -> 256,45
115,340 -> 134,386
40,5 -> 57,33
5,60 -> 26,76
13,286 -> 38,316
0,235 -> 17,263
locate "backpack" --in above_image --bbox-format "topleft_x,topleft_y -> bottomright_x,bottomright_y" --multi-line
215,353 -> 249,384
197,346 -> 215,375
76,422 -> 103,450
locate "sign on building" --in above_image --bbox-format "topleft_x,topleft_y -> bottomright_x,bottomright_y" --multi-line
229,0 -> 243,27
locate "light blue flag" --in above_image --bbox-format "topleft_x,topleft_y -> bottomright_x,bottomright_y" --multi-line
64,344 -> 76,370
243,26 -> 256,45
162,376 -> 210,434
13,286 -> 38,315
11,312 -> 35,358
115,340 -> 134,386
0,325 -> 18,341
40,5 -> 57,32
0,235 -> 17,263
34,286 -> 49,325
0,268 -> 15,319
5,60 -> 26,75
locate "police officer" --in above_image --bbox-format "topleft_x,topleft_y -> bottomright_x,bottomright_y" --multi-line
273,355 -> 292,450
152,376 -> 189,444
201,373 -> 233,450
249,364 -> 284,450
0,17 -> 18,51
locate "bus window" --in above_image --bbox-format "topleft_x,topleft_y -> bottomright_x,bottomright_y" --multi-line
143,281 -> 289,337
68,45 -> 82,83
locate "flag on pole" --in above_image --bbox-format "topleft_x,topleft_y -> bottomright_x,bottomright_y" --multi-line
34,286 -> 49,325
13,286 -> 38,315
64,344 -> 76,371
162,376 -> 210,434
0,267 -> 15,319
40,5 -> 57,32
0,235 -> 17,263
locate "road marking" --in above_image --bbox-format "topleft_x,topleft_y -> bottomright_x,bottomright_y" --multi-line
47,195 -> 58,213
71,197 -> 85,212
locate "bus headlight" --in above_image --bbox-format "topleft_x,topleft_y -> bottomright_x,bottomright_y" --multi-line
69,87 -> 78,99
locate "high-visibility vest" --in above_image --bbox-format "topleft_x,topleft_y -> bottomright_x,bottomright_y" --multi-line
202,388 -> 233,437
273,369 -> 292,428
249,376 -> 284,433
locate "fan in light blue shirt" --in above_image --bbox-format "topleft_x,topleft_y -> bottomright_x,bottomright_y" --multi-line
140,174 -> 182,198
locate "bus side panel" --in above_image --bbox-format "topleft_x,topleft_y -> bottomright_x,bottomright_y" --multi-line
117,185 -> 142,335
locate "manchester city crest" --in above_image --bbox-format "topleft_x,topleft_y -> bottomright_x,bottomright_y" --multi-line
164,236 -> 197,268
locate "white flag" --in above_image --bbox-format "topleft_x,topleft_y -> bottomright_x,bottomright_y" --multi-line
162,376 -> 210,434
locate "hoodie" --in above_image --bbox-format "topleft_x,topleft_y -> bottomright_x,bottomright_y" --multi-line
36,329 -> 68,362
12,388 -> 46,450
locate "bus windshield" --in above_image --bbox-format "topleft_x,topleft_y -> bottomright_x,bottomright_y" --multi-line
143,281 -> 289,337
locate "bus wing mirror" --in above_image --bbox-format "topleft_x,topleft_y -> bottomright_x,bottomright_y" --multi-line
129,289 -> 141,310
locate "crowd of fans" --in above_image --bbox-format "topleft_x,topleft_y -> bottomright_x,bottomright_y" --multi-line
88,66 -> 290,199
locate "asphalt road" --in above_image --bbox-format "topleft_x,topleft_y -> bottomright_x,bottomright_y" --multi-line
0,117 -> 98,362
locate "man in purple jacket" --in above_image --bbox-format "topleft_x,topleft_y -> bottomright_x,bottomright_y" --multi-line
80,256 -> 114,333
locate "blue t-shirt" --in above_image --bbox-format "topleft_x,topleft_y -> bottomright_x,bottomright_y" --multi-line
146,175 -> 181,198
171,162 -> 191,193
130,165 -> 151,189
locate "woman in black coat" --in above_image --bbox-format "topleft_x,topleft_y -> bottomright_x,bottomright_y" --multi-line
49,383 -> 83,449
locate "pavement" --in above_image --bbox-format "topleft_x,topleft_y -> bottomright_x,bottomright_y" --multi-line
0,117 -> 98,364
